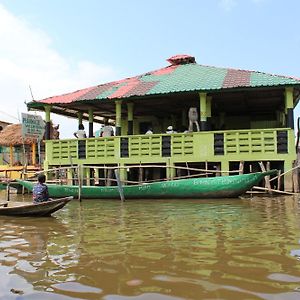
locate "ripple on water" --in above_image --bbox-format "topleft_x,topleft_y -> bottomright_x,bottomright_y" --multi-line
268,273 -> 300,283
52,282 -> 102,294
103,293 -> 184,300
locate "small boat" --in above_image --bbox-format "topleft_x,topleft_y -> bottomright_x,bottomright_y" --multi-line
0,197 -> 73,217
16,170 -> 277,199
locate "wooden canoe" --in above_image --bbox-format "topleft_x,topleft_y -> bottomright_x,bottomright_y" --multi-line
16,170 -> 277,199
0,197 -> 73,217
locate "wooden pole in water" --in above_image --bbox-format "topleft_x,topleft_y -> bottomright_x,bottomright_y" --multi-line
138,163 -> 143,183
292,161 -> 299,193
252,185 -> 297,195
239,161 -> 244,175
259,161 -> 271,191
277,170 -> 282,190
114,169 -> 125,202
78,165 -> 82,202
6,181 -> 10,202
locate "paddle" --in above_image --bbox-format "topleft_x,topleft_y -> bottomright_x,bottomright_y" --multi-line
114,169 -> 125,202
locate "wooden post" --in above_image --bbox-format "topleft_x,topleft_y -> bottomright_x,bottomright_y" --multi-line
277,170 -> 282,191
106,168 -> 113,186
185,162 -> 191,177
239,161 -> 244,175
6,182 -> 10,202
292,161 -> 299,193
114,169 -> 125,202
138,163 -> 143,183
205,161 -> 208,177
259,161 -> 271,192
78,165 -> 82,202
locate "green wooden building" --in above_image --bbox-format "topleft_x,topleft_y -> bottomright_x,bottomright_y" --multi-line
27,55 -> 300,191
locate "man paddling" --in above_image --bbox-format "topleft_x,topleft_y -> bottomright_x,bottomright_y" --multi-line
33,174 -> 49,203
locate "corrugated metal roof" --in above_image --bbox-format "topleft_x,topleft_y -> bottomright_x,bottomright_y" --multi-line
30,56 -> 300,106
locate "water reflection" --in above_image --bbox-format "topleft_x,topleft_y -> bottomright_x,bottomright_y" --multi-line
0,192 -> 300,299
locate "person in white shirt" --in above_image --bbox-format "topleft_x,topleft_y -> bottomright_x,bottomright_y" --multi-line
74,124 -> 87,138
101,121 -> 114,137
166,125 -> 176,134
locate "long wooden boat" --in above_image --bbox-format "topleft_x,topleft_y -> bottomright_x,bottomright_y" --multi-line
0,197 -> 73,217
16,170 -> 277,199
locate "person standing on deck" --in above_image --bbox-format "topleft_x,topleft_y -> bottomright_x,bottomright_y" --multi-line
32,174 -> 49,203
74,124 -> 87,138
188,107 -> 200,132
102,121 -> 114,137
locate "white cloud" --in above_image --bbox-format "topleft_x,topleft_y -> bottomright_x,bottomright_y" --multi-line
219,0 -> 266,11
0,4 -> 117,137
219,0 -> 237,11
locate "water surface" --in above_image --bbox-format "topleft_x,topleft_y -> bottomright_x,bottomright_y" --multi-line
1,191 -> 300,299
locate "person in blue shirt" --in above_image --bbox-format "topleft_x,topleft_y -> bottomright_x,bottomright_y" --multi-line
32,174 -> 49,203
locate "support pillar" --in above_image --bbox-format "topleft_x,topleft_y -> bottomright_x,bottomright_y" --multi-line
115,100 -> 122,136
166,160 -> 176,180
207,96 -> 212,130
119,164 -> 127,183
285,87 -> 294,129
221,160 -> 229,176
88,109 -> 94,137
199,93 -> 207,131
127,102 -> 134,135
77,112 -> 83,125
44,105 -> 51,140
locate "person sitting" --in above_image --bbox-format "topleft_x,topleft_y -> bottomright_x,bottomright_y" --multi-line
74,124 -> 87,138
145,127 -> 153,134
166,125 -> 177,134
32,174 -> 49,203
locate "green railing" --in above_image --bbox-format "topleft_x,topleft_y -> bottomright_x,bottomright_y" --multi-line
45,128 -> 295,166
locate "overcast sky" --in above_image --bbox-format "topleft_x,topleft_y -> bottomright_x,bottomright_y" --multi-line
0,0 -> 299,137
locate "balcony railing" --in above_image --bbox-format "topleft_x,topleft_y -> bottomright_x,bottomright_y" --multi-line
45,128 -> 295,166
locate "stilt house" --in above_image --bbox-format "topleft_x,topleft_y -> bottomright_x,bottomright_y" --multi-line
26,55 -> 300,191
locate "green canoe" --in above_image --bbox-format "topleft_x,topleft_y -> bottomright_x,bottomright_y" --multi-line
16,170 -> 277,199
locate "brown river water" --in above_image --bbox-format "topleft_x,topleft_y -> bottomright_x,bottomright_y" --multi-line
0,192 -> 300,300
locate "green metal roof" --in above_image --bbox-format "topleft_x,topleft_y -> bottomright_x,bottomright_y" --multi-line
28,55 -> 300,107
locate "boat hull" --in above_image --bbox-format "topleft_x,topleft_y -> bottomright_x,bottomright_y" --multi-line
0,197 -> 73,217
16,171 -> 276,199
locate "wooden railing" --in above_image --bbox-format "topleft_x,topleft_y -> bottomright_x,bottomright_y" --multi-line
45,128 -> 295,166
